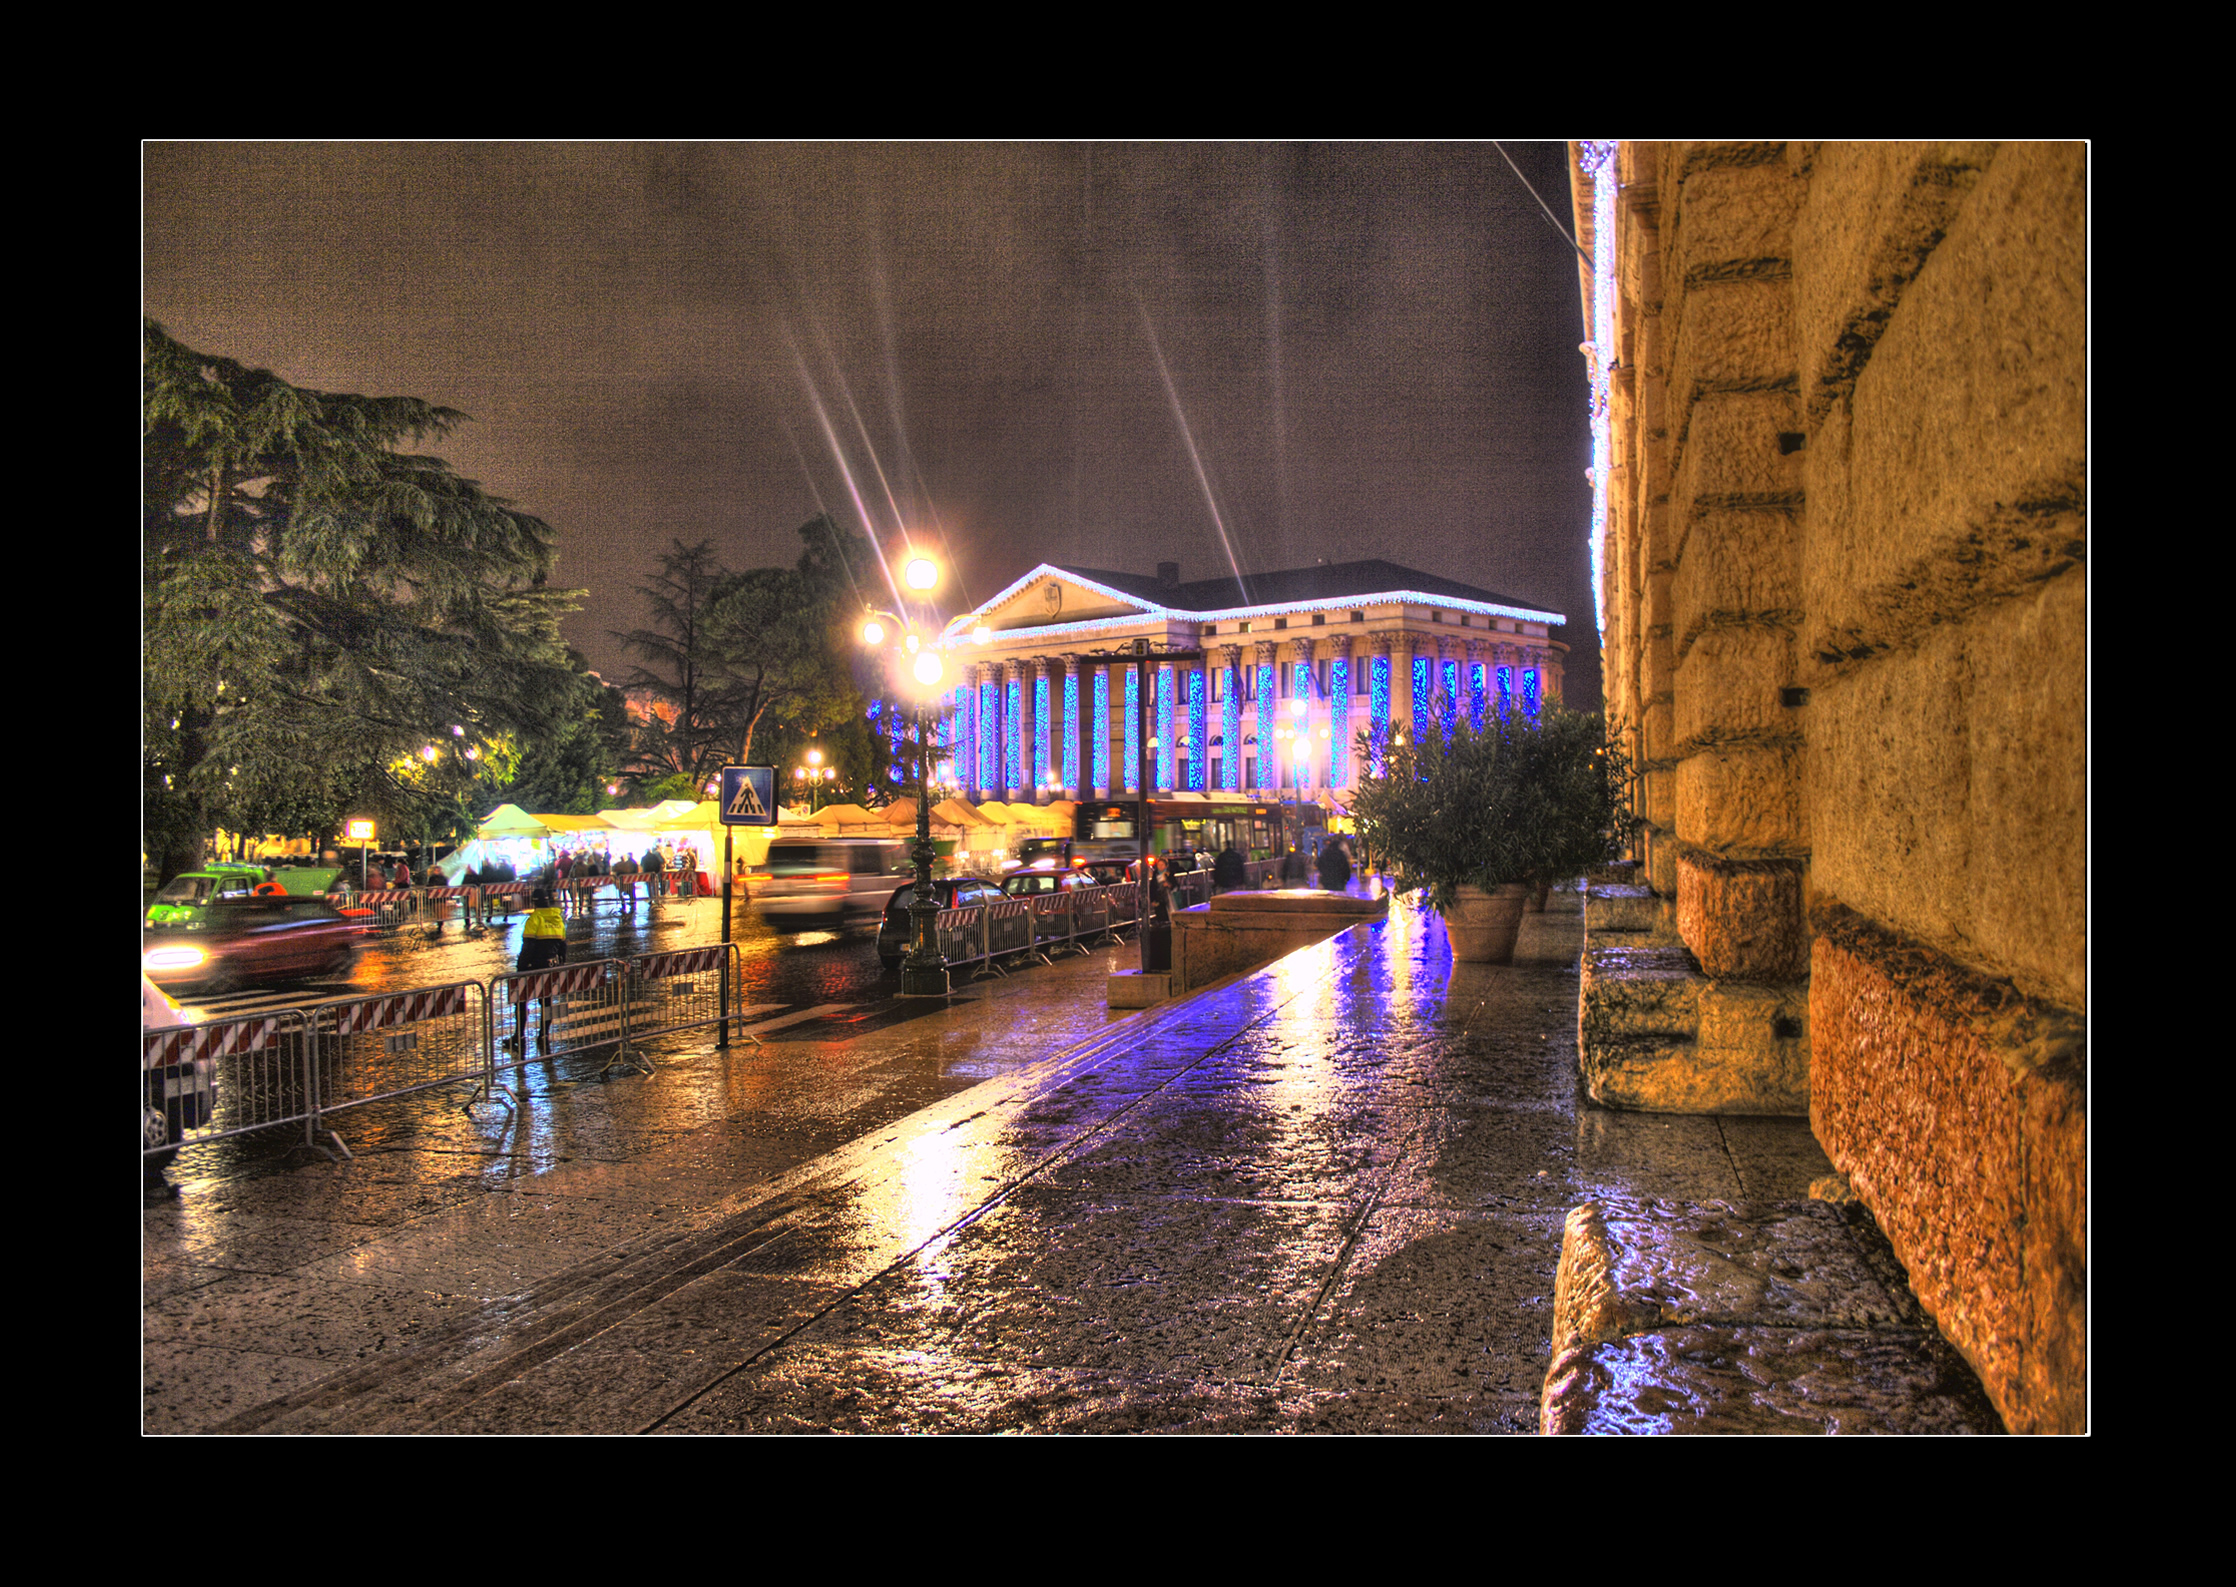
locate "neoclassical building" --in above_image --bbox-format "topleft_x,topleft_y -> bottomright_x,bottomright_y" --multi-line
927,560 -> 1567,804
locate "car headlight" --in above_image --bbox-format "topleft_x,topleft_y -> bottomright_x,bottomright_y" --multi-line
144,945 -> 208,972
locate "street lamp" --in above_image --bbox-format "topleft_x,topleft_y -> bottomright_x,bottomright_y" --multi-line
859,565 -> 951,998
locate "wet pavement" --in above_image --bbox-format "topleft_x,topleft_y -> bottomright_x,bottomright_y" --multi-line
144,885 -> 1840,1434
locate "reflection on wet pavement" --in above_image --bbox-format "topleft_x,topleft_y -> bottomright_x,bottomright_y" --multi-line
145,885 -> 1839,1434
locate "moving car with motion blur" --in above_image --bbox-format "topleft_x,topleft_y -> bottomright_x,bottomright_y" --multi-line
756,838 -> 911,928
142,894 -> 363,995
144,864 -> 267,928
876,875 -> 1003,971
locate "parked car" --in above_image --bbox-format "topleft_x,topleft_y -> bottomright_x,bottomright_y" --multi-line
756,838 -> 911,926
876,875 -> 1004,971
144,864 -> 267,928
142,895 -> 363,995
999,868 -> 1096,898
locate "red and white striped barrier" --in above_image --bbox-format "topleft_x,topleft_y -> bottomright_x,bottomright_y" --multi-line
505,962 -> 609,1005
637,945 -> 726,980
143,1018 -> 279,1066
326,986 -> 470,1034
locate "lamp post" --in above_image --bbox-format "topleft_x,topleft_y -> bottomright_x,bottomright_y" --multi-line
861,551 -> 950,998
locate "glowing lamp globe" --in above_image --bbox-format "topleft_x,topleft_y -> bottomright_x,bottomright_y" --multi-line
912,650 -> 944,687
862,618 -> 886,646
904,555 -> 939,592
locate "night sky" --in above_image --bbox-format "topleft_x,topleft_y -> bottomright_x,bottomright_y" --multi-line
143,142 -> 1600,708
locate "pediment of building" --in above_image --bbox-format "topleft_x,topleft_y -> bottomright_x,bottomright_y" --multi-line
975,567 -> 1154,633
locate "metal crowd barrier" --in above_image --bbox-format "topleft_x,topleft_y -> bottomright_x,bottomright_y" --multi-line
626,943 -> 748,1051
302,982 -> 492,1158
140,878 -> 1190,1175
143,1008 -> 315,1159
341,887 -> 422,936
489,956 -> 633,1088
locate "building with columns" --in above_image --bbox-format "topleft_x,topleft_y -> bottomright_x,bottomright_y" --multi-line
926,560 -> 1568,807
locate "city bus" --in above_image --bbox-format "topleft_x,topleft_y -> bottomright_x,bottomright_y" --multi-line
1025,797 -> 1324,871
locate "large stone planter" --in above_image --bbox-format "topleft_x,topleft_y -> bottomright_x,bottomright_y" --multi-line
1440,882 -> 1531,963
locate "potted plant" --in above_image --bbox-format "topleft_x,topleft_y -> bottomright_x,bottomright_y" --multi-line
1351,708 -> 1629,963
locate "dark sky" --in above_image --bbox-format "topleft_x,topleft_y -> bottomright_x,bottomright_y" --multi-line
143,142 -> 1600,707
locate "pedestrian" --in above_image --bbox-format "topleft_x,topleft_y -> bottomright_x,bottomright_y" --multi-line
1280,844 -> 1310,887
509,884 -> 567,1054
1316,836 -> 1352,892
459,860 -> 484,932
1213,843 -> 1246,894
613,852 -> 639,916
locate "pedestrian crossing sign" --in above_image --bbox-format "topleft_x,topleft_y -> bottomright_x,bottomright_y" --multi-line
720,766 -> 777,826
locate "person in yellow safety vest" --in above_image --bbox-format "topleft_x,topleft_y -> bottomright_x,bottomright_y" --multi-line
509,885 -> 568,1053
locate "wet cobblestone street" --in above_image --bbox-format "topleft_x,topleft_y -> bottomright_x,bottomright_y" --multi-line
143,887 -> 1836,1433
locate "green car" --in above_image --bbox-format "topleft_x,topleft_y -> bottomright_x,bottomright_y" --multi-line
144,864 -> 272,928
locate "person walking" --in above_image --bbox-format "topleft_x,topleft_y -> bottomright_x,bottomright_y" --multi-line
509,884 -> 568,1054
1213,843 -> 1246,894
1280,844 -> 1310,887
613,852 -> 639,916
644,844 -> 666,900
1316,836 -> 1353,892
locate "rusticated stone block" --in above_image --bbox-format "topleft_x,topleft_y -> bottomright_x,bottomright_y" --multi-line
1808,905 -> 2085,1434
1675,388 -> 1804,514
1672,159 -> 1802,281
1643,829 -> 1678,897
1675,741 -> 1805,853
1792,142 -> 1996,424
1677,852 -> 1807,980
1674,626 -> 1799,744
1672,509 -> 1803,641
1804,142 -> 2085,655
1671,280 -> 1797,412
1804,572 -> 2084,1008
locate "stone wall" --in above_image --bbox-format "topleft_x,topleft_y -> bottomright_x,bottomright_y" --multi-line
1577,141 -> 2085,1431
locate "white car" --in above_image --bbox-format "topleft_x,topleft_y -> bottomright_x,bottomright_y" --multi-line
142,976 -> 207,1192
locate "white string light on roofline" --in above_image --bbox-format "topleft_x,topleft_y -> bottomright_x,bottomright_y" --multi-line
1582,139 -> 1618,641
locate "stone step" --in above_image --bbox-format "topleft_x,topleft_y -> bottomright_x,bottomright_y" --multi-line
1578,929 -> 1807,1116
1539,1193 -> 2003,1434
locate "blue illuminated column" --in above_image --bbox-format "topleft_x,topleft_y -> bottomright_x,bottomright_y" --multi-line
1124,666 -> 1140,795
1033,662 -> 1051,801
1412,652 -> 1431,748
1467,642 -> 1487,733
1523,661 -> 1541,720
1219,646 -> 1241,792
1369,637 -> 1392,774
1186,666 -> 1207,792
1061,658 -> 1079,796
1255,642 -> 1276,793
1155,664 -> 1175,793
1094,666 -> 1110,795
974,666 -> 992,795
1439,644 -> 1459,742
1003,663 -> 1021,798
1330,636 -> 1351,788
1495,648 -> 1515,718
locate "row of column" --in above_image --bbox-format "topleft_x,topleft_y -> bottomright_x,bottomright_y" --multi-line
938,635 -> 1553,803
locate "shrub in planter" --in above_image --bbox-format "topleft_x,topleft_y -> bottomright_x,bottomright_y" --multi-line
1350,708 -> 1631,961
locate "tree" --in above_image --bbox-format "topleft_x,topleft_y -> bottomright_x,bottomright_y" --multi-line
143,319 -> 585,882
612,539 -> 736,792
